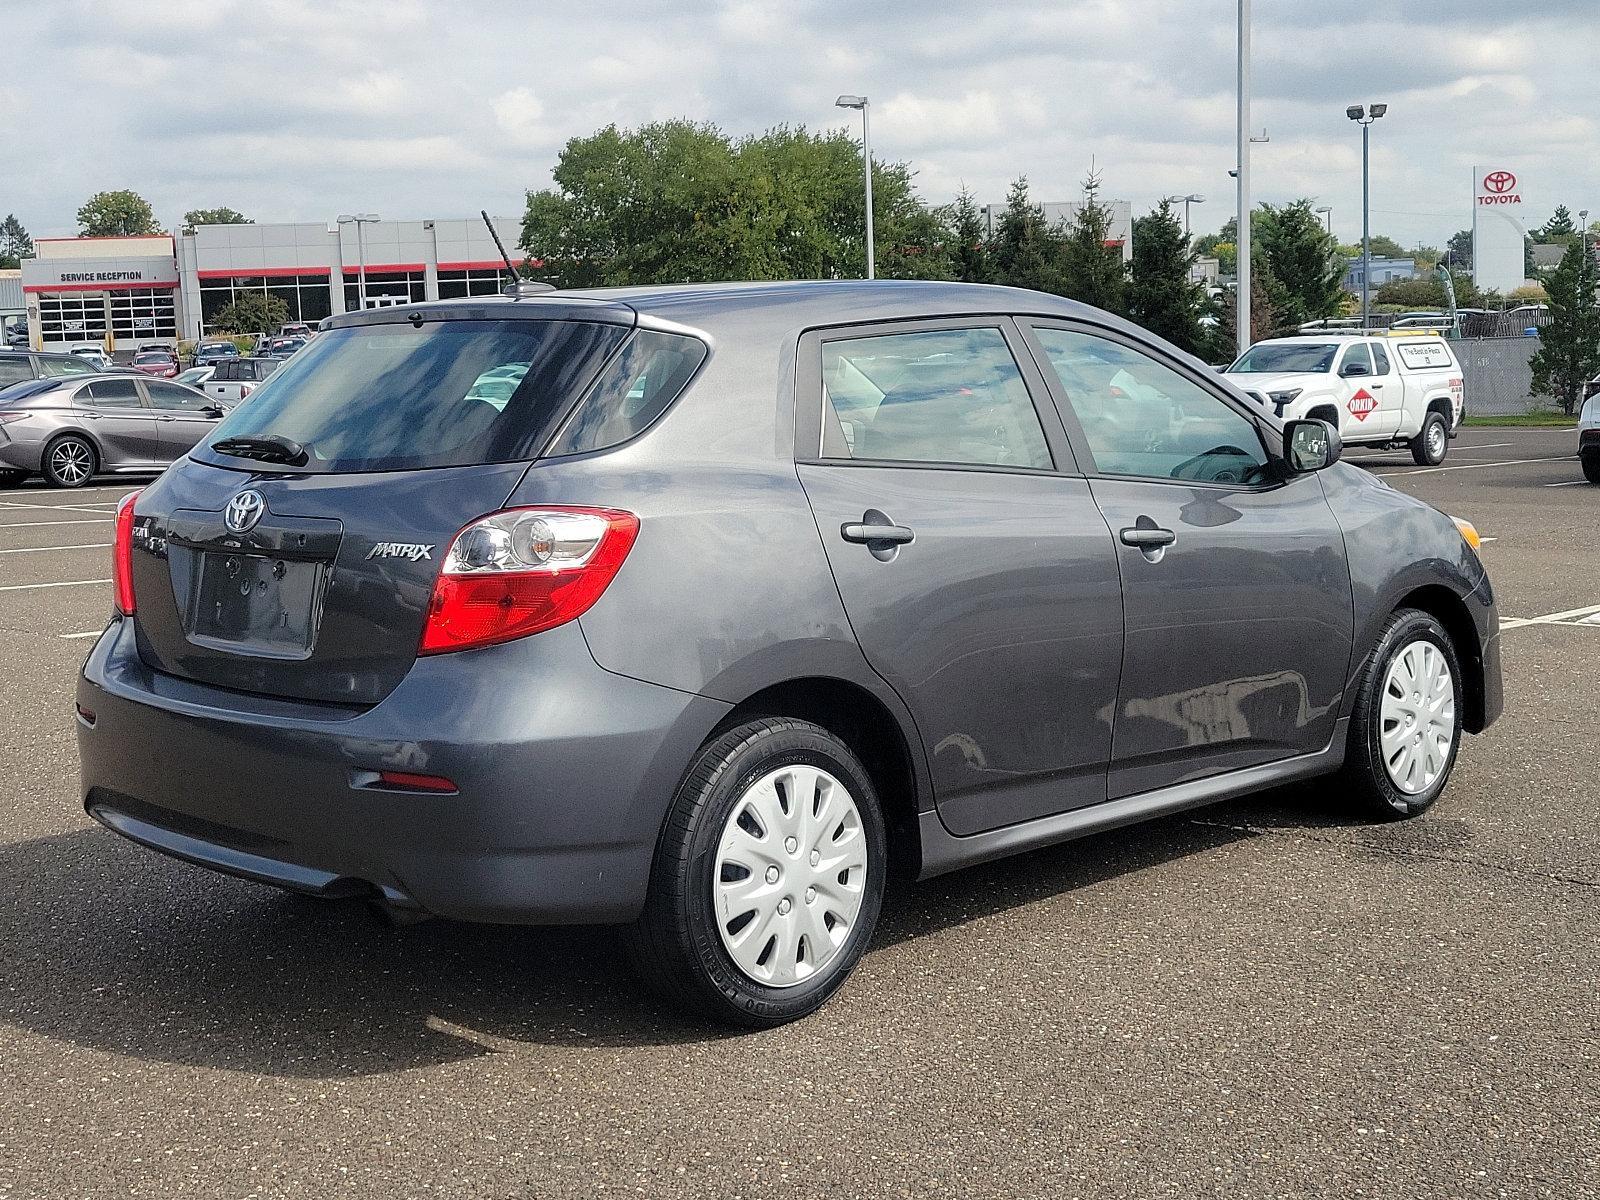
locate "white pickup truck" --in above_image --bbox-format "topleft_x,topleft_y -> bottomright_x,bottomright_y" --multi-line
1225,334 -> 1465,465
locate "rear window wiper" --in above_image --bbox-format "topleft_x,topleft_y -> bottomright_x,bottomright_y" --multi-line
210,435 -> 309,466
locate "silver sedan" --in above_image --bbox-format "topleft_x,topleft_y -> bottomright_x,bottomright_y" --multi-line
0,373 -> 235,488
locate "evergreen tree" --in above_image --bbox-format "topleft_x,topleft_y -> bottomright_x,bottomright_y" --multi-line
1127,200 -> 1206,355
1538,205 -> 1577,243
1528,238 -> 1600,414
0,214 -> 32,268
1058,170 -> 1126,315
989,177 -> 1063,294
943,187 -> 992,284
1257,200 -> 1344,326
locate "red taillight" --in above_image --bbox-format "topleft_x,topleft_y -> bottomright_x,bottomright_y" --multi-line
113,490 -> 141,615
419,506 -> 639,655
0,411 -> 29,426
239,383 -> 255,397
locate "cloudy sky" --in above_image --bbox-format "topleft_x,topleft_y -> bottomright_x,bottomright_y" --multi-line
8,0 -> 1597,250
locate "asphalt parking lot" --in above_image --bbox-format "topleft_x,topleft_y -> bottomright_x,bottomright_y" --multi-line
2,426 -> 1596,1199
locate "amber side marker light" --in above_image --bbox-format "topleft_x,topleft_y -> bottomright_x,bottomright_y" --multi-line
1451,517 -> 1482,551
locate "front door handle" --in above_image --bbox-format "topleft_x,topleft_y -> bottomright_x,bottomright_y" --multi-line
1119,526 -> 1176,549
842,521 -> 914,545
156,415 -> 177,422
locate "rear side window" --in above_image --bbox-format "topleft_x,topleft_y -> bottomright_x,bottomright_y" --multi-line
548,329 -> 707,456
199,318 -> 628,473
818,327 -> 1052,470
86,378 -> 143,407
0,359 -> 31,385
1370,342 -> 1391,375
41,356 -> 95,377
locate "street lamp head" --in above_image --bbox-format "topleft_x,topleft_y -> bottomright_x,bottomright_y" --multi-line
835,94 -> 867,109
1368,103 -> 1388,119
1315,205 -> 1332,214
1346,105 -> 1365,121
1186,194 -> 1205,204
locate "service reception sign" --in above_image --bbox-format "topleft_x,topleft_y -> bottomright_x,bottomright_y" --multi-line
1472,165 -> 1527,293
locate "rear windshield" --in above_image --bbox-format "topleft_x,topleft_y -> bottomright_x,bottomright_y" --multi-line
196,318 -> 628,473
1229,343 -> 1337,373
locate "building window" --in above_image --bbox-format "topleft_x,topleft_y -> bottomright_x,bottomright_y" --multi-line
110,289 -> 178,342
198,273 -> 332,331
37,294 -> 111,343
437,267 -> 515,299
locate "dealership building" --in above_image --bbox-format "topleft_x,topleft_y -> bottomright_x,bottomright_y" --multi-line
18,215 -> 526,351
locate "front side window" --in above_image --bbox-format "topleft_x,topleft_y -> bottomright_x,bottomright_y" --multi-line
1033,326 -> 1270,485
41,356 -> 96,377
85,378 -> 143,408
145,381 -> 209,410
819,326 -> 1052,470
1338,344 -> 1374,376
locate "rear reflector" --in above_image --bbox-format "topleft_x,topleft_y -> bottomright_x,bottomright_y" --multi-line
374,771 -> 457,794
419,506 -> 639,654
112,490 -> 142,615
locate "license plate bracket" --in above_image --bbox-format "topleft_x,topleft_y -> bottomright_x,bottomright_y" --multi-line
185,550 -> 324,658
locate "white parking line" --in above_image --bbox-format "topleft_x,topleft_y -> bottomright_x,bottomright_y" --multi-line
0,578 -> 110,592
0,487 -> 138,499
0,518 -> 114,528
1385,455 -> 1577,477
59,630 -> 105,640
1500,602 -> 1600,630
1545,480 -> 1589,488
0,542 -> 110,554
0,500 -> 122,515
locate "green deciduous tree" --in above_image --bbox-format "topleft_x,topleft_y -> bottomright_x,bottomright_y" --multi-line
1057,170 -> 1126,315
183,207 -> 252,234
0,213 -> 32,268
519,120 -> 949,287
212,291 -> 289,334
1256,200 -> 1345,326
1445,229 -> 1473,271
1127,200 -> 1206,354
76,190 -> 162,237
1528,238 -> 1600,414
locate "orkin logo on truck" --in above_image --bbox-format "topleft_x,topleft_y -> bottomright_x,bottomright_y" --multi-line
1477,169 -> 1521,206
1347,388 -> 1378,422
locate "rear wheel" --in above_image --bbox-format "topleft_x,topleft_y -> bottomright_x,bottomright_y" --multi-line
1410,412 -> 1448,466
43,434 -> 96,488
1340,609 -> 1464,820
626,717 -> 887,1028
1583,451 -> 1600,485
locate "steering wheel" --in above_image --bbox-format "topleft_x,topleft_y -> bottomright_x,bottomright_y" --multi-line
1171,444 -> 1256,483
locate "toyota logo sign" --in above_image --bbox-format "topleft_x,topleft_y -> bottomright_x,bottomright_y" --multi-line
1483,170 -> 1516,194
224,489 -> 266,533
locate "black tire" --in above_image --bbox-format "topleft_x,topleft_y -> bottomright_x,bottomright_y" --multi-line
626,717 -> 887,1028
1340,609 -> 1464,821
42,434 -> 97,488
1410,411 -> 1448,466
1583,451 -> 1600,486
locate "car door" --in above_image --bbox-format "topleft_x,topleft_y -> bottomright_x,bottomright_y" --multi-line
795,318 -> 1124,835
1334,342 -> 1381,435
142,379 -> 225,461
1021,321 -> 1354,799
1364,340 -> 1402,436
76,376 -> 163,466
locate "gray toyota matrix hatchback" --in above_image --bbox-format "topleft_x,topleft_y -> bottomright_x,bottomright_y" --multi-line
77,281 -> 1502,1027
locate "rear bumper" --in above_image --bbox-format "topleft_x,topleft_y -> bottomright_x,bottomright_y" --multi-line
0,432 -> 44,473
77,619 -> 729,924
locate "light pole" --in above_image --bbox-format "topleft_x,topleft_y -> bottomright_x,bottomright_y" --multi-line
1179,194 -> 1204,237
337,213 -> 380,309
835,95 -> 874,279
1346,104 -> 1386,328
1315,205 -> 1332,234
1235,0 -> 1251,356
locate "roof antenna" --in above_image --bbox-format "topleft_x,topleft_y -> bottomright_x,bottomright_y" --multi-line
481,210 -> 552,297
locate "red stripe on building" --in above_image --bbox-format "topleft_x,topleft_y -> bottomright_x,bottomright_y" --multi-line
197,266 -> 332,279
436,260 -> 517,272
23,280 -> 178,294
347,262 -> 425,274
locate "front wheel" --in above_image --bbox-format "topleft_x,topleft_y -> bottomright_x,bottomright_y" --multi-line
1583,451 -> 1600,485
626,717 -> 887,1028
1340,609 -> 1464,820
1410,412 -> 1448,466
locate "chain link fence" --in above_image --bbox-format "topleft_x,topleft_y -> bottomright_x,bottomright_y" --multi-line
1455,336 -> 1555,416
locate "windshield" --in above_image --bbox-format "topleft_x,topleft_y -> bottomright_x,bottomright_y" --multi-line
133,352 -> 169,364
1229,343 -> 1338,374
197,317 -> 628,473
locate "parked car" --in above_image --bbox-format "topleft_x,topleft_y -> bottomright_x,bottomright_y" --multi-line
69,343 -> 113,370
1226,333 -> 1465,465
0,349 -> 103,388
3,320 -> 29,347
130,349 -> 180,379
279,322 -> 315,340
1580,388 -> 1600,485
202,356 -> 282,404
76,281 -> 1501,1027
264,336 -> 309,357
0,373 -> 230,487
193,340 -> 242,367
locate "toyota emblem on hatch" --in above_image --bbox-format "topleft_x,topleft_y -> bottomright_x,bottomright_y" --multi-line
224,489 -> 266,533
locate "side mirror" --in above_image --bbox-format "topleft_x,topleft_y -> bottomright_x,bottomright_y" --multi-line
1284,418 -> 1341,473
1340,361 -> 1370,378
201,405 -> 224,418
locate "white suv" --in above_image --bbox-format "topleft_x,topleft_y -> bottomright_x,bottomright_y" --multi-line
1226,334 -> 1465,465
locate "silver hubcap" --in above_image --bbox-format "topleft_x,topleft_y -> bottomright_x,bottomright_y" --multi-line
1428,423 -> 1445,458
52,441 -> 91,485
713,764 -> 868,988
1379,639 -> 1456,795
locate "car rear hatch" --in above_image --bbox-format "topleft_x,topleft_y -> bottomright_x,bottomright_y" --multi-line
125,301 -> 635,706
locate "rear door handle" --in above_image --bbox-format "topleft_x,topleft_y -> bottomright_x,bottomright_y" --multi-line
1119,526 -> 1176,548
842,522 -> 914,545
156,415 -> 177,422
